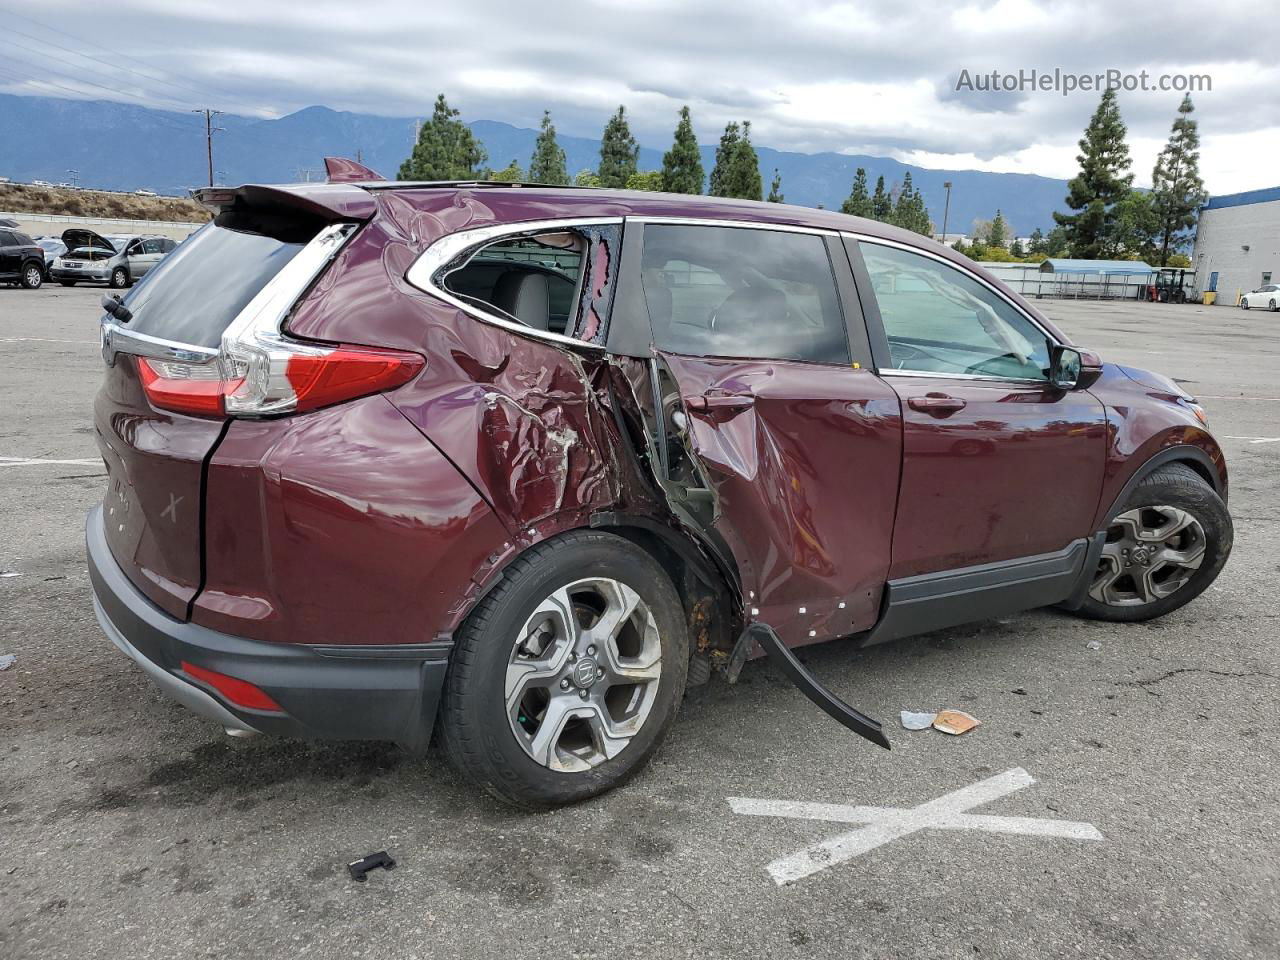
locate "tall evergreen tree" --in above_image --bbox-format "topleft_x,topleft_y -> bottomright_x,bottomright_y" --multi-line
892,172 -> 932,233
1052,88 -> 1134,258
1027,227 -> 1045,255
709,121 -> 763,200
398,93 -> 486,181
661,105 -> 704,194
988,209 -> 1008,248
529,110 -> 569,185
841,167 -> 873,218
871,175 -> 891,220
1150,95 -> 1207,266
708,122 -> 740,197
597,106 -> 639,189
767,169 -> 784,203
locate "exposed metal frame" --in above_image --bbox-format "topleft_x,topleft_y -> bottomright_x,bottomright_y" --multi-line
404,216 -> 624,351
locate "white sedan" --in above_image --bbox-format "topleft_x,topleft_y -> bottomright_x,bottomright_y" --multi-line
1241,284 -> 1279,310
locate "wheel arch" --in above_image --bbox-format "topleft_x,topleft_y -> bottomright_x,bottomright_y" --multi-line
1099,443 -> 1227,529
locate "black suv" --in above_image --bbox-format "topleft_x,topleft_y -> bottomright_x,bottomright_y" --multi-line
0,227 -> 46,289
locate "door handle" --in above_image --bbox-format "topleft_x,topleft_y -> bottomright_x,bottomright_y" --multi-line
908,394 -> 967,415
684,394 -> 755,417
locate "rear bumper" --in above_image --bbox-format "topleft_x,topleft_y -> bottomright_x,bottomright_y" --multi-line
86,504 -> 450,750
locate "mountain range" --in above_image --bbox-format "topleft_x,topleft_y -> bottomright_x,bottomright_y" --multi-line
0,93 -> 1071,234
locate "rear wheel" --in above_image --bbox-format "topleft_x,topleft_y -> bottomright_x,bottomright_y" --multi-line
21,263 -> 43,289
110,267 -> 129,289
439,530 -> 688,808
1074,463 -> 1232,622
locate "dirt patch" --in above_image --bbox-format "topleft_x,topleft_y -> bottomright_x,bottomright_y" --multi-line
0,183 -> 210,222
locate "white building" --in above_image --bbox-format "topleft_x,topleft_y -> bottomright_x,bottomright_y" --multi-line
1192,187 -> 1280,304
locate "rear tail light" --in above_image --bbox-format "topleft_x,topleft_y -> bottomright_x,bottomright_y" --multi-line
135,223 -> 422,418
180,661 -> 284,713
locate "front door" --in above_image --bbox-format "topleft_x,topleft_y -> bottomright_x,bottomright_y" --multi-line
851,239 -> 1107,579
636,221 -> 902,646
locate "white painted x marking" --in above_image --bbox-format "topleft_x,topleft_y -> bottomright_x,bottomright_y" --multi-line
729,767 -> 1103,885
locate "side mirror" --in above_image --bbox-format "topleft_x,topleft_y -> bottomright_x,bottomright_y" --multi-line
1050,345 -> 1103,390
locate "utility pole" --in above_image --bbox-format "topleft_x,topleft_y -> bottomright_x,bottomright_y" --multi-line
66,168 -> 79,189
941,181 -> 953,243
192,109 -> 225,187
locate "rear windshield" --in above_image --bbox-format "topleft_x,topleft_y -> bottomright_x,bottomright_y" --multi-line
120,223 -> 308,349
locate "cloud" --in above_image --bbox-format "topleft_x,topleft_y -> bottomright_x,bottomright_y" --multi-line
1,0 -> 1275,192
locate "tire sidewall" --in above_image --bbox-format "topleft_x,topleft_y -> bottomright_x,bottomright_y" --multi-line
1081,471 -> 1232,621
22,263 -> 43,289
445,533 -> 689,807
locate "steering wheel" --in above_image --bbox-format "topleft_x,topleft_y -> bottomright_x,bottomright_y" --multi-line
964,353 -> 1028,377
888,342 -> 937,370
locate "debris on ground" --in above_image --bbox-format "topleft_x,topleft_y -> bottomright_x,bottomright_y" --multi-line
933,710 -> 981,736
347,850 -> 396,882
0,572 -> 22,579
900,710 -> 937,731
0,654 -> 14,671
1011,687 -> 1028,696
1086,641 -> 1102,651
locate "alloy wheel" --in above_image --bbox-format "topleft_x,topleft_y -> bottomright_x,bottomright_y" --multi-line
505,577 -> 662,772
1089,505 -> 1206,606
24,265 -> 42,288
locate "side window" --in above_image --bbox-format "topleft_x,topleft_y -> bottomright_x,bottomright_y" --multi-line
143,239 -> 164,255
640,225 -> 850,364
441,231 -> 585,337
14,232 -> 34,245
860,242 -> 1052,380
0,231 -> 14,247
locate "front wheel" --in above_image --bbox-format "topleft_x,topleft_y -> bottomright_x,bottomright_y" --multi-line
1241,298 -> 1250,310
21,263 -> 43,289
439,531 -> 689,807
110,267 -> 129,289
1270,299 -> 1277,311
1073,463 -> 1232,622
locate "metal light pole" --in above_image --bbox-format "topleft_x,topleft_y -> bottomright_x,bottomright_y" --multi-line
941,181 -> 953,243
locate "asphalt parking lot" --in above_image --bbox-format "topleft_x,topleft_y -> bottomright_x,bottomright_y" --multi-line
1,286 -> 1277,959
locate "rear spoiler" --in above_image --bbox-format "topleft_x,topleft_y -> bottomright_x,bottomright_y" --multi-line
193,182 -> 377,223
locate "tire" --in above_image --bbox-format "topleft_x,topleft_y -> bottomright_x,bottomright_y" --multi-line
1241,298 -> 1250,310
20,262 -> 43,289
58,280 -> 77,287
439,530 -> 689,808
110,267 -> 129,289
1073,463 -> 1232,623
1270,299 -> 1277,312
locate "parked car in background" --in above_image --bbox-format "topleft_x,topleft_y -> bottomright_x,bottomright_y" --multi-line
33,236 -> 67,278
1240,284 -> 1278,311
87,168 -> 1233,808
0,217 -> 19,228
134,188 -> 158,197
50,230 -> 176,288
32,179 -> 51,187
0,227 -> 46,288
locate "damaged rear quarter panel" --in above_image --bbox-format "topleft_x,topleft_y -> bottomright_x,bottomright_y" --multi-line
286,191 -> 656,605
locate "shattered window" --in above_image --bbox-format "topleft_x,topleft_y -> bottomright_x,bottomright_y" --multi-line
640,224 -> 851,364
443,232 -> 585,336
860,242 -> 1052,380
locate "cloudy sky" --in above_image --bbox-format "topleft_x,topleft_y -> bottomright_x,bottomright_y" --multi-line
1,0 -> 1276,193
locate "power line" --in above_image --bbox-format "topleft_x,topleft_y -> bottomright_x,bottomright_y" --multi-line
5,10 -> 241,105
0,39 -> 196,112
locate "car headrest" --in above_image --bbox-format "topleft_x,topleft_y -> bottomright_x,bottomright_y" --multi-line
492,271 -> 551,331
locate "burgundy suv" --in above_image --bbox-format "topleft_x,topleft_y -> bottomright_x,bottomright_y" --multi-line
87,161 -> 1231,807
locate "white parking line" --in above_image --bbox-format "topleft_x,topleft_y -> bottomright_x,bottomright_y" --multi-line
0,337 -> 98,345
730,767 -> 1103,885
1225,436 -> 1280,445
0,456 -> 101,467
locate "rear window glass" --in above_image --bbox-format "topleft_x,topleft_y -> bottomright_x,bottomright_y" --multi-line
120,223 -> 308,349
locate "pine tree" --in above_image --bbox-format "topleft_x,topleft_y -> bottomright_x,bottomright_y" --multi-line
398,93 -> 487,181
661,106 -> 704,194
598,106 -> 639,189
871,175 -> 891,220
841,168 -> 873,218
735,122 -> 763,201
708,122 -> 740,198
1052,88 -> 1134,258
1027,228 -> 1045,255
1150,95 -> 1207,267
767,169 -> 784,203
988,209 -> 1008,248
893,172 -> 932,233
529,110 -> 568,185
891,173 -> 914,227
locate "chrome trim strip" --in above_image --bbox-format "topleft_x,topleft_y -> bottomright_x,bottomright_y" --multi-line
634,215 -> 838,237
404,217 -> 623,350
842,232 -> 1063,347
101,323 -> 219,365
878,368 -> 1050,386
